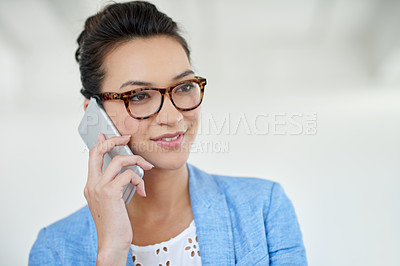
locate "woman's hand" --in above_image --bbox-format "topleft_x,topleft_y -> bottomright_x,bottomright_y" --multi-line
84,133 -> 153,265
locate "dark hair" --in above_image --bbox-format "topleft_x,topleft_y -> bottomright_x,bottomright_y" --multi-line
75,1 -> 191,100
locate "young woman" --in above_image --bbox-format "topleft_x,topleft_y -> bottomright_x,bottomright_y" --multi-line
29,1 -> 307,265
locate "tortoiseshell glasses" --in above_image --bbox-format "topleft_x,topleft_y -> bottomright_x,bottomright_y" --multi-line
95,76 -> 206,120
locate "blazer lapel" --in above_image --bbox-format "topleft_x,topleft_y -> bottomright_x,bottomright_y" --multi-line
188,162 -> 235,265
127,249 -> 134,266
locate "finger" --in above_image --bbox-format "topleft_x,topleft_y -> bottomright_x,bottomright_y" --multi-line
110,169 -> 146,197
88,134 -> 131,178
102,155 -> 153,183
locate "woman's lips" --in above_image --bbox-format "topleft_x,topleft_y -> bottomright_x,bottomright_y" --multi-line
152,133 -> 185,149
151,131 -> 186,141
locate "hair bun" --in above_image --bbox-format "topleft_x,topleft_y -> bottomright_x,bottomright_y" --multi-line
76,1 -> 191,99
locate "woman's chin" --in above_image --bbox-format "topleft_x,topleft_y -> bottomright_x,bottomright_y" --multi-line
150,153 -> 189,170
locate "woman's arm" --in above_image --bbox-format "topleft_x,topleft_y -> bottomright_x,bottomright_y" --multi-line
264,182 -> 308,265
85,133 -> 152,265
29,134 -> 153,265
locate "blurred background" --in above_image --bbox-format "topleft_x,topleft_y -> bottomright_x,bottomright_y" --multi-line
1,0 -> 399,265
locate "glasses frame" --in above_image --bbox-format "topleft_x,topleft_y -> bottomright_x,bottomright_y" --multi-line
95,76 -> 207,120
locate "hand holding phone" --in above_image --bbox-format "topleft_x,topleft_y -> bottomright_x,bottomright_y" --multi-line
78,97 -> 147,204
78,97 -> 154,261
85,133 -> 153,262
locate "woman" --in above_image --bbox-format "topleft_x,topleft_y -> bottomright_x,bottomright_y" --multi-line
29,1 -> 307,265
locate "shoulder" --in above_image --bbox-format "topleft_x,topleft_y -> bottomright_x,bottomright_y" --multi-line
41,205 -> 94,241
211,173 -> 298,220
213,173 -> 276,195
29,205 -> 96,265
187,162 -> 288,211
212,172 -> 282,209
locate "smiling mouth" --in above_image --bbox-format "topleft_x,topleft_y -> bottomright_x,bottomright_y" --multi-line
151,130 -> 187,141
159,134 -> 180,141
151,132 -> 185,149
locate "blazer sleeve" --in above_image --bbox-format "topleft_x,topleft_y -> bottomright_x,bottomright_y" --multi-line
264,182 -> 308,265
29,227 -> 60,266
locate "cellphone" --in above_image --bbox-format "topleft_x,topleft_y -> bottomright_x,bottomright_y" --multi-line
78,97 -> 144,205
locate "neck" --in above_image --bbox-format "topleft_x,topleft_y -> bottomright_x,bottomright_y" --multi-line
126,162 -> 190,222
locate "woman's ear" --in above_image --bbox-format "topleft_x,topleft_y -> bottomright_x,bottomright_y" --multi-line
83,99 -> 90,111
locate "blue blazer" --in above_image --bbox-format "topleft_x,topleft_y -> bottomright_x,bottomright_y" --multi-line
29,162 -> 307,265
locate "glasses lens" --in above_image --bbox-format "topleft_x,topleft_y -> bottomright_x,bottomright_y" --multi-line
172,81 -> 202,109
128,89 -> 162,118
127,81 -> 203,118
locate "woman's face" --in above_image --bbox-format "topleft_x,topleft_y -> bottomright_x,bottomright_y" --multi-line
85,35 -> 201,170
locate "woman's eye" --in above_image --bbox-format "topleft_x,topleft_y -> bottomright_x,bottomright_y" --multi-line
176,83 -> 194,93
130,92 -> 150,102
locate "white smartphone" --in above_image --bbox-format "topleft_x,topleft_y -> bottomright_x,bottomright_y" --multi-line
78,97 -> 144,205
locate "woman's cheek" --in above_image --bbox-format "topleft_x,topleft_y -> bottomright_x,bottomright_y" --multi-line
122,115 -> 141,135
186,109 -> 201,133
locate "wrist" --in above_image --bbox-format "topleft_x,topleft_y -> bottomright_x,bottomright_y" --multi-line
97,247 -> 129,266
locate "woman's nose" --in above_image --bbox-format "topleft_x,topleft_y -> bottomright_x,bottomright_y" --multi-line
155,94 -> 183,126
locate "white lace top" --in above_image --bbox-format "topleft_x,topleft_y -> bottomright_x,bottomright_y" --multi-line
130,219 -> 202,266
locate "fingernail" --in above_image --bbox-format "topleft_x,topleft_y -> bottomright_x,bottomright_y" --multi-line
122,135 -> 131,138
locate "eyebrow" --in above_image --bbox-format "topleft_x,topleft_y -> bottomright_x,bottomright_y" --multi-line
119,70 -> 195,90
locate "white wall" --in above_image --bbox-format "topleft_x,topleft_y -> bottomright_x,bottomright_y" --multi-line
1,0 -> 399,265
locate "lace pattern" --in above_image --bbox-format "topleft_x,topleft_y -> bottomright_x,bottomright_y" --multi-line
130,219 -> 202,266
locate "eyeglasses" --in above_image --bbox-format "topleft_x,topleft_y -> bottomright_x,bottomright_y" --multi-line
95,76 -> 206,120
